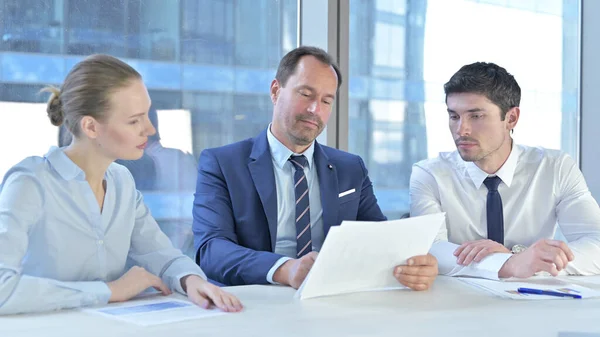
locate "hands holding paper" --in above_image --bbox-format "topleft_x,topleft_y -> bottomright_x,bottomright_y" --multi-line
394,254 -> 438,291
296,214 -> 445,299
274,252 -> 438,291
498,239 -> 574,278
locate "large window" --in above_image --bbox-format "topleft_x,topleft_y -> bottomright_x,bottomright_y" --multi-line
0,0 -> 298,257
349,0 -> 580,219
0,0 -> 582,243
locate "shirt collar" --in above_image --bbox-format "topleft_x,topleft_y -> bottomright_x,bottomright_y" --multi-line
45,146 -> 86,181
465,143 -> 521,189
266,124 -> 315,170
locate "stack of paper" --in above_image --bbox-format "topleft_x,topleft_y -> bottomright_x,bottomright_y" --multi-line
297,213 -> 445,300
458,277 -> 600,300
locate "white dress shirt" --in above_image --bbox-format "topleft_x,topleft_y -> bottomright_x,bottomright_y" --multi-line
0,147 -> 206,315
410,144 -> 600,279
265,126 -> 324,283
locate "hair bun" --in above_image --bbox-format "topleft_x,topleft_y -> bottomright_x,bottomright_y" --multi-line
43,86 -> 64,126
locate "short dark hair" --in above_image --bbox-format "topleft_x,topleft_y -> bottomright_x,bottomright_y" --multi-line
275,46 -> 342,89
444,62 -> 520,120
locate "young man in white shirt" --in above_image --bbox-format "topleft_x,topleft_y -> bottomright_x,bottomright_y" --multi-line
410,62 -> 600,280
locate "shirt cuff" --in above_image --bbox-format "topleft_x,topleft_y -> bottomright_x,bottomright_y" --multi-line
161,257 -> 207,295
472,253 -> 513,280
431,240 -> 512,280
267,257 -> 293,284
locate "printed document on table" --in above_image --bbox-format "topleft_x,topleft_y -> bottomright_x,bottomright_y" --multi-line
82,296 -> 225,326
562,275 -> 600,288
297,213 -> 445,300
458,277 -> 600,300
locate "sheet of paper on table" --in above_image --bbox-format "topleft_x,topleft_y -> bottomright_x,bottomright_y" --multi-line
82,296 -> 225,326
458,277 -> 600,300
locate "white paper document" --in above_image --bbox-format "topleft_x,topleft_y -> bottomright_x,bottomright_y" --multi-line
458,277 -> 600,300
297,213 -> 445,300
564,275 -> 600,287
83,296 -> 226,326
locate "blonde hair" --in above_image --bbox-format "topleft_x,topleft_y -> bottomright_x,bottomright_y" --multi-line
42,54 -> 141,137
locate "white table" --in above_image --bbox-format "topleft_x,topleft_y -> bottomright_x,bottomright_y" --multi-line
2,276 -> 600,337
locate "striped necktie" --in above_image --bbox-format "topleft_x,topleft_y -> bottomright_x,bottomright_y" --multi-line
289,155 -> 312,258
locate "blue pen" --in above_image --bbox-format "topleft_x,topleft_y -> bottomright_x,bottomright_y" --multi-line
517,287 -> 582,299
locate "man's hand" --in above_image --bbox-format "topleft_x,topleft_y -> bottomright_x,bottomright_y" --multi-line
394,254 -> 438,291
107,266 -> 171,303
181,275 -> 243,312
498,239 -> 575,278
273,252 -> 318,289
454,239 -> 510,265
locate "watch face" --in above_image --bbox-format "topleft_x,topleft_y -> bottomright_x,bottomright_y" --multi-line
512,244 -> 527,254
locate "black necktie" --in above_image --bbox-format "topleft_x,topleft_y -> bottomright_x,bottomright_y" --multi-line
483,176 -> 504,245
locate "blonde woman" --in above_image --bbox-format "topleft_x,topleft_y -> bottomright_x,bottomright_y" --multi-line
0,54 -> 242,315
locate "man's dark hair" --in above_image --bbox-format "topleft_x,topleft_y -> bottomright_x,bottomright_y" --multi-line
444,62 -> 521,120
275,46 -> 342,89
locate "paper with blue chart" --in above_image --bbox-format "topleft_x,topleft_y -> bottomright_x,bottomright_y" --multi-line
458,277 -> 600,300
83,296 -> 225,326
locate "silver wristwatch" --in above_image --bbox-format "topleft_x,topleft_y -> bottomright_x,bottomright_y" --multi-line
511,244 -> 527,254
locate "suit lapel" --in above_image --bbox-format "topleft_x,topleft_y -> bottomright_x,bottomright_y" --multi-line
248,130 -> 278,250
314,142 -> 338,237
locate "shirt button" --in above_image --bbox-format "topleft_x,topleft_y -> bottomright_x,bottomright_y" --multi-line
98,240 -> 104,245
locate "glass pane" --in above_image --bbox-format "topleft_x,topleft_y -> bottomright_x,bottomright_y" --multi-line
66,0 -> 127,56
1,0 -> 63,53
349,0 -> 580,219
0,0 -> 299,258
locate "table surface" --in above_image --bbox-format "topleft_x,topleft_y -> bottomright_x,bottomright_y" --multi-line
3,276 -> 600,337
